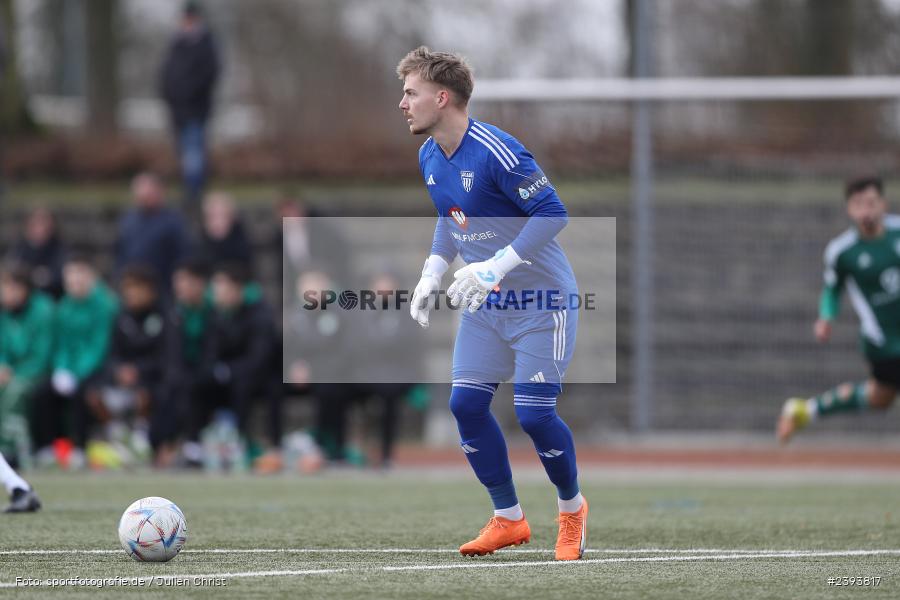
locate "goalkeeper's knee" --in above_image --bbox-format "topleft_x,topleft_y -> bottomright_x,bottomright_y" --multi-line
512,382 -> 562,435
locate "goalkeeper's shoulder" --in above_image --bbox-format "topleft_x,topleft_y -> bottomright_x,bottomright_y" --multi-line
418,136 -> 435,162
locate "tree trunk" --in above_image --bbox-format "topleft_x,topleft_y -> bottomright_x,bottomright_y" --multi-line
624,0 -> 636,76
0,0 -> 37,136
84,0 -> 118,134
804,0 -> 853,75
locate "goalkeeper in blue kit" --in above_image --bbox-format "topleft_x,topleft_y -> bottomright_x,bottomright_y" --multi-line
397,47 -> 586,560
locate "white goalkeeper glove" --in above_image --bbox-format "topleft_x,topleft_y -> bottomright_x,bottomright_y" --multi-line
410,255 -> 449,328
448,245 -> 524,313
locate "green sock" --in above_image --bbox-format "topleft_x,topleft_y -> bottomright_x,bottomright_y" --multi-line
813,382 -> 868,416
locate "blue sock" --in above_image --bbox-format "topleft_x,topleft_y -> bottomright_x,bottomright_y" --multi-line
513,383 -> 579,500
450,381 -> 518,510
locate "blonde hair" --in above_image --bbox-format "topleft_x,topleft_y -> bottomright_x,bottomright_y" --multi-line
396,46 -> 474,105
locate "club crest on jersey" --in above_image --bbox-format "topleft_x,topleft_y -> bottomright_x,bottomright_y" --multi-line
448,206 -> 468,230
881,267 -> 900,294
460,170 -> 474,193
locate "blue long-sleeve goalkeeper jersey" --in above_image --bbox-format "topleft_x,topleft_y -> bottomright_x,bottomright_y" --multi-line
420,118 -> 578,313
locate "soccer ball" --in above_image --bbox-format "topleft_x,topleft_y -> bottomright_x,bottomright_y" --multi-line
117,496 -> 188,562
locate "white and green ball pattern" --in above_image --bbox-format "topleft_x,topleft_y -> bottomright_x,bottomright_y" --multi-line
118,496 -> 188,562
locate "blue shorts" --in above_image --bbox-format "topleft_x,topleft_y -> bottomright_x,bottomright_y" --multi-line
452,307 -> 578,385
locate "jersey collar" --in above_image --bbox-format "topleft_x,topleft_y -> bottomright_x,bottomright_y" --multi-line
437,118 -> 474,163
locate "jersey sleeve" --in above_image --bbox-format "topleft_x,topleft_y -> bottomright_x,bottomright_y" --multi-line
484,132 -> 569,260
820,245 -> 846,320
485,133 -> 559,217
429,217 -> 458,264
508,194 -> 568,262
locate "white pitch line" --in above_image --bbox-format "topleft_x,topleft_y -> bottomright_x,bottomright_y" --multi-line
2,549 -> 900,587
386,550 -> 900,572
1,546 -> 900,556
142,568 -> 350,582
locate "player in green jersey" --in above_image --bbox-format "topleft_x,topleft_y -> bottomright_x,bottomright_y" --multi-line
779,175 -> 900,442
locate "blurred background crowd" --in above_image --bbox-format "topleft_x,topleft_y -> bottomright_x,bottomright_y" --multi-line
2,1 -> 446,474
3,0 -> 900,476
0,174 -> 426,473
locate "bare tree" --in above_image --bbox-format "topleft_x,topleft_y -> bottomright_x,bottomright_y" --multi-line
657,0 -> 889,147
84,0 -> 118,134
0,0 -> 36,136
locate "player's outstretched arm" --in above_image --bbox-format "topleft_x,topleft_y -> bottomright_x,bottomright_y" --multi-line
815,287 -> 839,342
818,241 -> 845,343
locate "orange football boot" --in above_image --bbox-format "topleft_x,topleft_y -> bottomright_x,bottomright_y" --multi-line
459,515 -> 531,556
555,497 -> 588,560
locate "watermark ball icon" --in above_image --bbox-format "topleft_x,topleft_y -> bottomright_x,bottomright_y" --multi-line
338,290 -> 359,310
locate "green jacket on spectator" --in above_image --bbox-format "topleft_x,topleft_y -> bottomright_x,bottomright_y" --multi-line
0,291 -> 54,381
180,294 -> 214,367
0,290 -> 55,460
53,282 -> 118,381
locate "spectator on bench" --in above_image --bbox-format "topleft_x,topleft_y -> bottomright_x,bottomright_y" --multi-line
115,172 -> 192,294
283,267 -> 361,463
32,255 -> 118,470
162,257 -> 214,467
0,264 -> 54,466
285,268 -> 424,467
354,269 -> 425,467
276,195 -> 352,295
197,263 -> 279,464
6,208 -> 67,299
199,191 -> 254,274
85,265 -> 167,467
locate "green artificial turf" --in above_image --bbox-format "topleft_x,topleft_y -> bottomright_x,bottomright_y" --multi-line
1,471 -> 898,599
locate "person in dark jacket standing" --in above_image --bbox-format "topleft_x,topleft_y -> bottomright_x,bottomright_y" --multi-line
160,1 -> 220,206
